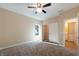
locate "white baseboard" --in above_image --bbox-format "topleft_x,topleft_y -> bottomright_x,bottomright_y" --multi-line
59,44 -> 65,47
43,41 -> 65,47
0,39 -> 42,50
43,41 -> 59,46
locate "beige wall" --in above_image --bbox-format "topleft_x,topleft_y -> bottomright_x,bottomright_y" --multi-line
43,6 -> 79,46
0,8 -> 42,49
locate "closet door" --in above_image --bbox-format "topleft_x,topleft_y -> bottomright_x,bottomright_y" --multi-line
49,22 -> 59,43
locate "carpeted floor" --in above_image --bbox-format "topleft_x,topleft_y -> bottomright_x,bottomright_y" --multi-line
0,41 -> 78,56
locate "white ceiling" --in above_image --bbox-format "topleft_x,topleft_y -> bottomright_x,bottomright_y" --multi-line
0,3 -> 79,21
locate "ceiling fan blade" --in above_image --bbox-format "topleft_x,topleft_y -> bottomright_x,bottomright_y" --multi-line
43,3 -> 51,8
42,10 -> 46,13
28,6 -> 36,8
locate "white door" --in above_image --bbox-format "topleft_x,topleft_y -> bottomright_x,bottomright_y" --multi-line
49,22 -> 59,43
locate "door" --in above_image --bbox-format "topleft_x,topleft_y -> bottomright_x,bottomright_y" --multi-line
49,22 -> 59,43
65,19 -> 78,48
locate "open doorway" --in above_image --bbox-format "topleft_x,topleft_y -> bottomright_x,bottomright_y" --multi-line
64,18 -> 78,49
43,24 -> 49,42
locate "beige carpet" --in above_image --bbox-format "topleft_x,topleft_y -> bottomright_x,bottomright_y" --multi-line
0,42 -> 78,56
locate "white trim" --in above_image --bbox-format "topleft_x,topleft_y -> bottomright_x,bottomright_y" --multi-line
0,39 -> 42,50
43,41 -> 64,47
59,44 -> 65,47
62,19 -> 66,47
77,13 -> 79,46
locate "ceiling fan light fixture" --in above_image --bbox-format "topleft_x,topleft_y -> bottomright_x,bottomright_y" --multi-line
27,3 -> 51,14
36,8 -> 42,13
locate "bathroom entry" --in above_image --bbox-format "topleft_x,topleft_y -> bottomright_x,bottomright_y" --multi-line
65,18 -> 78,48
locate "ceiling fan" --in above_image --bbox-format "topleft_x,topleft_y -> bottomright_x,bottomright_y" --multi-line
27,3 -> 51,14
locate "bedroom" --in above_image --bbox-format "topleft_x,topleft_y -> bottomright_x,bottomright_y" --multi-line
0,3 -> 79,56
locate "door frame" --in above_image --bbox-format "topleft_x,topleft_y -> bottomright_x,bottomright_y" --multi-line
77,13 -> 79,46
